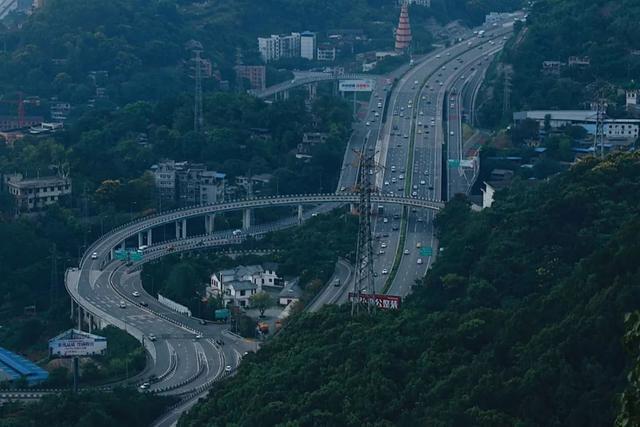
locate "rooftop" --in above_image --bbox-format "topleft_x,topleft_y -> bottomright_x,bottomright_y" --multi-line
228,280 -> 256,291
5,174 -> 70,188
0,346 -> 49,385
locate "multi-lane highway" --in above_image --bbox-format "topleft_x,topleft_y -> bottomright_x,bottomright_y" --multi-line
345,22 -> 515,298
63,16 -> 516,426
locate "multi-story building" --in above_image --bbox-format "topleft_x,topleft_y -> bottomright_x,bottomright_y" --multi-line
234,65 -> 267,91
317,44 -> 337,61
258,32 -> 301,62
208,264 -> 281,307
150,160 -> 225,207
300,31 -> 316,60
513,110 -> 640,143
3,173 -> 72,213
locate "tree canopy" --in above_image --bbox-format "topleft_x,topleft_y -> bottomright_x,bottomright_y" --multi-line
179,152 -> 640,426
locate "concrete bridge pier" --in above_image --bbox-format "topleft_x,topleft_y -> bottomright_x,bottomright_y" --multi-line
297,204 -> 304,225
243,208 -> 252,230
138,232 -> 144,248
77,306 -> 83,330
147,229 -> 152,245
205,214 -> 215,235
283,89 -> 289,100
175,220 -> 187,239
307,82 -> 317,100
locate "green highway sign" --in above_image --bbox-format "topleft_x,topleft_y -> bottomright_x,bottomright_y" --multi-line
448,159 -> 460,168
114,249 -> 143,262
114,249 -> 127,261
420,247 -> 433,257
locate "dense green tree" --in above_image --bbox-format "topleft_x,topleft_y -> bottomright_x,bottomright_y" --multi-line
179,152 -> 640,427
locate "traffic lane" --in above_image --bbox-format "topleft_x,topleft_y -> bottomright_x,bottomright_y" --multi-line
308,260 -> 352,312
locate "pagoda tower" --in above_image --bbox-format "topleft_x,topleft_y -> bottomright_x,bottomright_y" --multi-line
395,2 -> 412,51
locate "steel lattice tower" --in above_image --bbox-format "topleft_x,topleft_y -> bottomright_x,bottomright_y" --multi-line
193,49 -> 204,133
351,149 -> 377,316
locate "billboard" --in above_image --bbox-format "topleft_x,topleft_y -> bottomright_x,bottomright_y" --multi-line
49,329 -> 107,357
339,79 -> 374,92
348,293 -> 401,310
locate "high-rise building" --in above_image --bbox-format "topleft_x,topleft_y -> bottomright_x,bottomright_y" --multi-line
300,31 -> 316,60
395,2 -> 412,51
258,33 -> 301,63
150,160 -> 226,207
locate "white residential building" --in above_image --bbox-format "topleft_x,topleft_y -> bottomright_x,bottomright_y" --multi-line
208,264 -> 282,307
317,44 -> 337,61
258,33 -> 301,63
300,31 -> 316,60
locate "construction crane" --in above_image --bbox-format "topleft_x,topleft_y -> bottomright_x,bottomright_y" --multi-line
0,92 -> 25,128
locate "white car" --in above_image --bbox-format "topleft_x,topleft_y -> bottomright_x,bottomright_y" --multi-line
412,191 -> 418,197
119,301 -> 126,309
420,180 -> 426,185
384,181 -> 389,186
419,111 -> 424,115
417,258 -> 423,265
403,249 -> 410,255
366,122 -> 371,126
225,365 -> 232,372
383,218 -> 389,223
450,131 -> 455,136
381,243 -> 388,248
382,269 -> 389,275
379,249 -> 385,255
132,291 -> 140,297
392,178 -> 397,183
148,334 -> 156,341
139,382 -> 150,390
399,175 -> 404,180
91,252 -> 98,260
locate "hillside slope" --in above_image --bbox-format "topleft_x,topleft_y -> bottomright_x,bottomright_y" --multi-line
180,153 -> 640,426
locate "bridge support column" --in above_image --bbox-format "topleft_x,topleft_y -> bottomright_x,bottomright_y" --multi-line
182,219 -> 187,239
297,205 -> 304,225
138,232 -> 143,248
243,208 -> 252,231
70,299 -> 74,321
147,229 -> 152,245
110,247 -> 114,260
283,90 -> 289,100
350,203 -> 358,215
307,83 -> 317,100
88,314 -> 93,333
77,306 -> 82,330
205,214 -> 215,235
120,241 -> 125,251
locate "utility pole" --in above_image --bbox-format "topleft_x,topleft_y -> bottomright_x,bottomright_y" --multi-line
186,40 -> 207,133
351,147 -> 377,316
502,68 -> 512,120
595,99 -> 607,158
193,48 -> 204,133
49,243 -> 58,307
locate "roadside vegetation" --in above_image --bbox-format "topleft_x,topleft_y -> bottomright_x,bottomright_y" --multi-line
0,388 -> 176,427
180,152 -> 640,426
